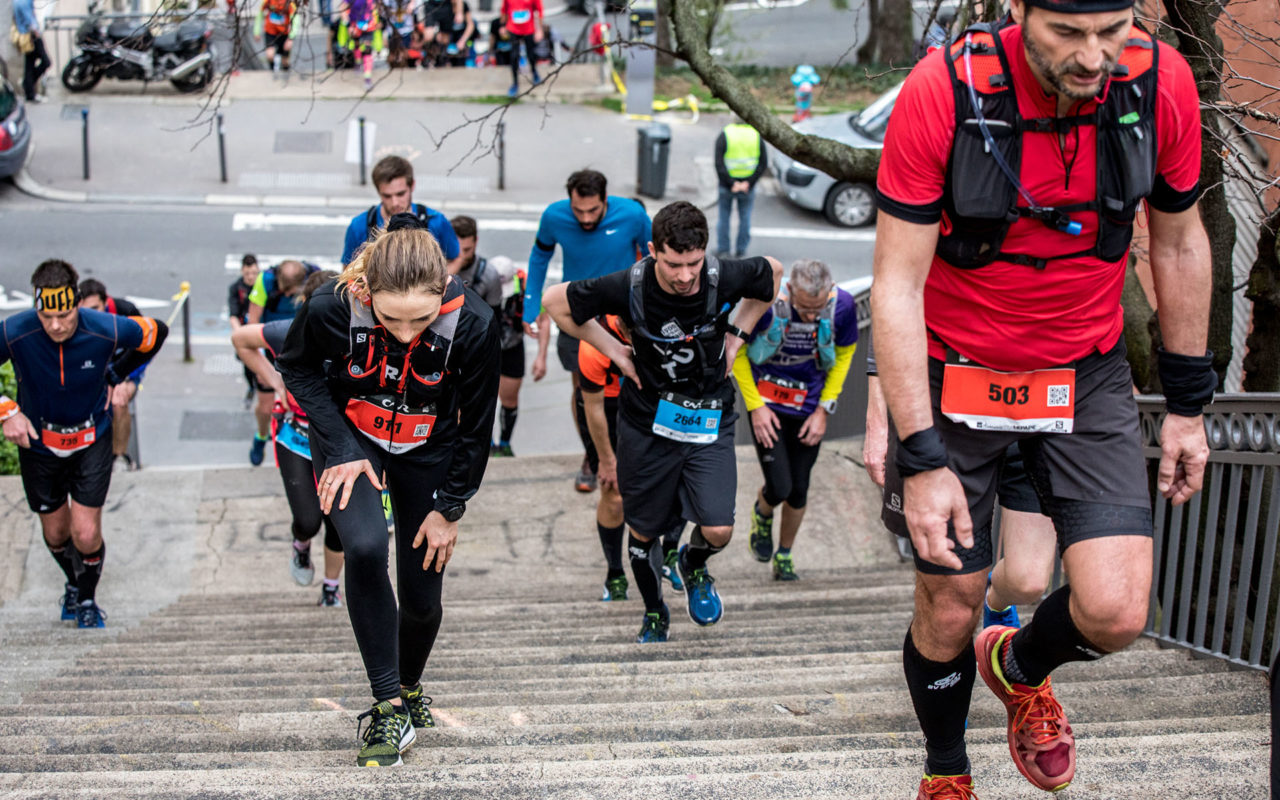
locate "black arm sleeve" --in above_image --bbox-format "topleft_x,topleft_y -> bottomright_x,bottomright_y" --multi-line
107,319 -> 168,383
276,289 -> 366,467
714,132 -> 731,187
435,302 -> 502,511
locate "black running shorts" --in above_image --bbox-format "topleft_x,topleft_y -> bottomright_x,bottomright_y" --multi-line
881,339 -> 1151,575
616,413 -> 737,536
499,342 -> 525,379
19,433 -> 114,513
556,331 -> 579,374
996,443 -> 1041,515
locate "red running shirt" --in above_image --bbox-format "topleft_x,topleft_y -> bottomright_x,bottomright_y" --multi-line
876,24 -> 1202,371
502,0 -> 542,36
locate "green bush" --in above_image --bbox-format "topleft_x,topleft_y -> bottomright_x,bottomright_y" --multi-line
0,364 -> 18,476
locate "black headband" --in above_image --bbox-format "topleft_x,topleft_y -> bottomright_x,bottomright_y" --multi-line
1024,0 -> 1134,12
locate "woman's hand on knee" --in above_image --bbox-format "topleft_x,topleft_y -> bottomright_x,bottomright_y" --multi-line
414,511 -> 457,572
317,459 -> 381,514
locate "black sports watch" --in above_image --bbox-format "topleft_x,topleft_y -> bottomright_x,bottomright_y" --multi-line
725,324 -> 749,341
435,502 -> 466,523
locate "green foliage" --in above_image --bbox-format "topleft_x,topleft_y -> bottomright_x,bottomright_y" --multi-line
0,364 -> 18,477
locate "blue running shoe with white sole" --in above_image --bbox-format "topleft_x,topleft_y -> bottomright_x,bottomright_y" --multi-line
661,548 -> 684,592
982,572 -> 1021,629
677,544 -> 723,626
60,584 -> 78,621
600,574 -> 628,601
636,604 -> 670,643
76,600 -> 106,629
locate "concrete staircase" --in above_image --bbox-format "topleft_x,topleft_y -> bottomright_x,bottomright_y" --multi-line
0,445 -> 1270,798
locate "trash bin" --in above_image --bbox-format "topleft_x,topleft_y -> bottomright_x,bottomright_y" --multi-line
636,122 -> 671,199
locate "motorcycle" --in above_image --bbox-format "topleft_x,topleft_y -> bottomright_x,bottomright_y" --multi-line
61,9 -> 216,94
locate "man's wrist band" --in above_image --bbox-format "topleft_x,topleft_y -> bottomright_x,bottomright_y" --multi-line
725,324 -> 748,341
896,426 -> 949,478
1157,348 -> 1216,417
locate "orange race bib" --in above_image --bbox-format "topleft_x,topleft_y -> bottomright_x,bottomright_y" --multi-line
345,395 -> 438,454
41,419 -> 97,457
757,374 -> 808,411
941,360 -> 1076,434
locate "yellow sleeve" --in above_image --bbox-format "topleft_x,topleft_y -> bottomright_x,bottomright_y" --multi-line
819,344 -> 858,404
732,346 -> 765,412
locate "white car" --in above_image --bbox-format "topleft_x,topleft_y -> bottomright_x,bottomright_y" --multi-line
769,81 -> 902,228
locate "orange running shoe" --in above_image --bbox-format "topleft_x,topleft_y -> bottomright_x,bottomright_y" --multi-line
916,774 -> 977,799
975,625 -> 1075,792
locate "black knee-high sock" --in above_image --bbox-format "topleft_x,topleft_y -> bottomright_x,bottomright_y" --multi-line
1003,585 -> 1106,686
661,522 -> 684,557
499,405 -> 518,443
73,544 -> 105,603
574,387 -> 598,471
45,541 -> 78,586
903,627 -> 975,776
598,521 -> 625,574
627,533 -> 663,612
682,525 -> 724,571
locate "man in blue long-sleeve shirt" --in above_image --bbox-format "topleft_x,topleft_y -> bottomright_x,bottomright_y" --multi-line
524,170 -> 650,492
341,156 -> 460,266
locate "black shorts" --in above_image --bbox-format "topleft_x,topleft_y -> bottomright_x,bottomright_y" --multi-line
881,339 -> 1151,575
615,413 -> 737,536
265,31 -> 290,51
19,433 -> 114,513
556,332 -> 579,374
997,443 -> 1041,515
500,343 -> 525,379
752,411 -> 822,509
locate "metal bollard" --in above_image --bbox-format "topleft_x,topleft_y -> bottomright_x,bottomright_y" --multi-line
358,116 -> 367,186
81,108 -> 90,181
180,282 -> 193,363
217,113 -> 228,184
497,121 -> 505,191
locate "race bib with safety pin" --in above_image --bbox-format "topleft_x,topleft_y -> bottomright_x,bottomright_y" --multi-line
41,419 -> 97,457
652,392 -> 722,444
757,374 -> 808,411
940,355 -> 1076,434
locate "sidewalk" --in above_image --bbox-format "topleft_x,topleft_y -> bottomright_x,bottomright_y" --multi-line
16,82 -> 723,209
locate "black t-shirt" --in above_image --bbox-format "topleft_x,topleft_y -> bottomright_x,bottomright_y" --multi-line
228,278 -> 253,324
566,255 -> 774,429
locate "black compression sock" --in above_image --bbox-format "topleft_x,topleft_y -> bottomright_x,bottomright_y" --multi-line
73,544 -> 105,603
598,521 -> 625,572
45,541 -> 78,585
627,533 -> 664,612
682,526 -> 724,571
903,627 -> 975,777
1004,585 -> 1106,687
500,405 -> 518,443
661,522 -> 684,556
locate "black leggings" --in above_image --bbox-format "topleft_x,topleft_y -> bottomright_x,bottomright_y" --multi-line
276,442 -> 342,553
313,436 -> 450,701
23,35 -> 50,101
753,411 -> 822,509
510,34 -> 538,82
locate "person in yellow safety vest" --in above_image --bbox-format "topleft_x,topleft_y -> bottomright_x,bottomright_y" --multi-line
714,120 -> 768,258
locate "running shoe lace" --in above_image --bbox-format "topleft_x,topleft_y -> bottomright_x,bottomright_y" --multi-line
357,705 -> 401,747
402,688 -> 434,728
774,555 -> 796,577
920,775 -> 977,800
689,568 -> 715,599
1008,677 -> 1068,746
77,603 -> 106,627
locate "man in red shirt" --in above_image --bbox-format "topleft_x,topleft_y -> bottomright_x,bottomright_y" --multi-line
501,0 -> 542,97
871,0 -> 1216,795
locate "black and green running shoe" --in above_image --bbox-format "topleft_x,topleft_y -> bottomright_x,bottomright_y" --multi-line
636,603 -> 670,643
600,573 -> 629,602
355,700 -> 415,767
400,684 -> 435,729
749,504 -> 774,563
662,548 -> 684,591
772,552 -> 799,582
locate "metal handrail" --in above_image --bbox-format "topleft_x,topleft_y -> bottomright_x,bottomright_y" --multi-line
1139,394 -> 1280,672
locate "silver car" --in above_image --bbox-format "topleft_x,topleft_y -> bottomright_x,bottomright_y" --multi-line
769,81 -> 902,228
0,73 -> 32,180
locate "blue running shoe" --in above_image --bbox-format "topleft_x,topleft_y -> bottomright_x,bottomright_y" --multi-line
60,584 -> 78,621
600,574 -> 628,601
507,83 -> 518,98
249,434 -> 267,466
982,572 -> 1021,629
636,604 -> 669,643
76,600 -> 106,629
661,548 -> 684,592
677,544 -> 723,626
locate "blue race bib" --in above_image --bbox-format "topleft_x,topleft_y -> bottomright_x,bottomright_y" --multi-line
511,9 -> 531,23
276,418 -> 312,460
652,393 -> 722,444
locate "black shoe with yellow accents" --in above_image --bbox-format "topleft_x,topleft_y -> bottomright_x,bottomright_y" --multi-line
355,699 -> 415,767
400,683 -> 435,729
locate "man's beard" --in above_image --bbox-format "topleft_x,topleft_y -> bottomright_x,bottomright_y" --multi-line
1024,33 -> 1115,101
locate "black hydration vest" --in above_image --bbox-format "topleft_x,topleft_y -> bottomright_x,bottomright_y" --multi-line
627,255 -> 729,398
938,20 -> 1159,270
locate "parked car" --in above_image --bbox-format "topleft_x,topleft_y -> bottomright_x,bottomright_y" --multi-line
768,81 -> 902,228
0,75 -> 32,180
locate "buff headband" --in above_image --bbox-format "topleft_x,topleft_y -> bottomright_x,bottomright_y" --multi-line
34,285 -> 77,313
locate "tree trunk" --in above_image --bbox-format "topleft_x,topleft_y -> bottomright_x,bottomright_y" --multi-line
858,0 -> 913,64
656,0 -> 675,68
856,0 -> 881,63
1243,210 -> 1280,392
1164,0 -> 1235,387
